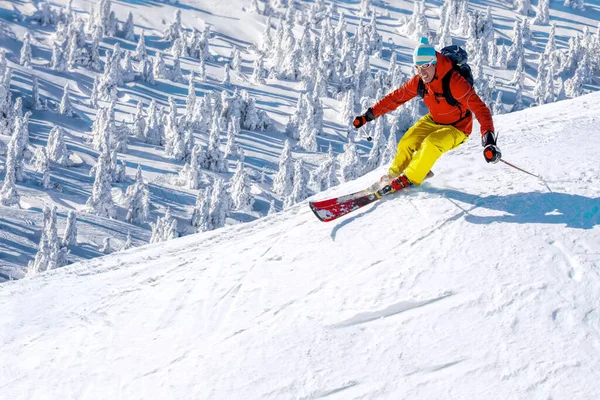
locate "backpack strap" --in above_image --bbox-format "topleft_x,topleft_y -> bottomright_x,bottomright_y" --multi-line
441,69 -> 471,126
417,78 -> 426,98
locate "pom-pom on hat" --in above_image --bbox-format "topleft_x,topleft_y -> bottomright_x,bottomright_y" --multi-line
413,37 -> 437,65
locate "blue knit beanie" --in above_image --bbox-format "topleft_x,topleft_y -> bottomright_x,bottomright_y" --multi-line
413,37 -> 437,65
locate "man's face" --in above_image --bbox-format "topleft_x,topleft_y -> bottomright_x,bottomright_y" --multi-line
416,62 -> 436,84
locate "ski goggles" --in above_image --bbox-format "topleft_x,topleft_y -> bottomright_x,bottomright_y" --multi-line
415,62 -> 435,70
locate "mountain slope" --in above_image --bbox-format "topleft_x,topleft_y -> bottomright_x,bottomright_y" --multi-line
2,92 -> 600,399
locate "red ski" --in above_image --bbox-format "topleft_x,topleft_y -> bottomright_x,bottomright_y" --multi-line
309,172 -> 433,222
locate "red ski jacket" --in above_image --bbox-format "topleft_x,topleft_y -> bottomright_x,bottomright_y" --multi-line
371,52 -> 495,136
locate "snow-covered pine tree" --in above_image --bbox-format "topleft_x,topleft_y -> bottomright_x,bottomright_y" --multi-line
532,0 -> 550,25
58,84 -> 73,117
163,9 -> 182,42
203,114 -> 227,172
47,125 -> 73,166
309,143 -> 339,192
252,52 -> 266,84
230,161 -> 254,211
50,41 -> 66,72
62,210 -> 77,247
125,165 -> 150,224
170,53 -> 185,83
30,76 -> 44,110
32,147 -> 52,189
122,11 -> 135,41
340,142 -> 363,182
363,116 -> 386,173
506,20 -> 524,69
544,61 -> 556,104
189,188 -> 210,231
511,81 -> 525,112
230,47 -> 242,73
100,237 -> 111,254
20,32 -> 32,68
224,116 -> 241,159
144,99 -> 163,145
185,74 -> 196,126
272,140 -> 294,196
134,30 -> 148,61
28,206 -> 68,274
132,100 -> 146,139
121,52 -> 135,83
383,129 -> 398,165
533,53 -> 547,105
164,99 -> 186,160
267,199 -> 277,215
284,159 -> 307,208
84,151 -> 116,218
140,58 -> 156,85
492,91 -> 505,115
221,63 -> 231,86
120,231 -> 133,251
0,137 -> 20,207
209,178 -> 231,229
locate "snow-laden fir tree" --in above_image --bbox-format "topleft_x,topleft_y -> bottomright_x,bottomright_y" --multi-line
506,20 -> 524,69
309,143 -> 339,192
267,199 -> 277,215
120,231 -> 133,251
0,138 -> 20,207
185,74 -> 196,126
47,125 -> 73,166
284,159 -> 307,208
99,45 -> 122,100
139,58 -> 156,85
383,130 -> 398,165
230,161 -> 254,211
224,116 -> 241,159
100,237 -> 111,254
66,34 -> 80,70
150,208 -> 178,243
132,100 -> 146,139
363,116 -> 386,173
84,151 -> 116,218
209,178 -> 231,230
532,0 -> 550,25
514,0 -> 532,16
58,84 -> 73,117
272,140 -> 294,196
170,53 -> 185,83
50,41 -> 66,72
163,9 -> 182,42
252,52 -> 266,84
20,32 -> 32,68
564,0 -> 585,11
28,207 -> 68,274
544,61 -> 556,104
61,210 -> 77,247
565,52 -> 590,98
32,147 -> 52,189
124,165 -> 150,224
511,81 -> 525,112
340,89 -> 355,126
230,47 -> 242,72
121,52 -> 135,83
164,99 -> 186,160
122,11 -> 135,41
30,76 -> 44,111
533,53 -> 547,105
203,114 -> 227,172
134,30 -> 148,61
144,99 -> 163,145
340,142 -> 362,182
221,63 -> 231,86
190,188 -> 211,232
492,91 -> 505,115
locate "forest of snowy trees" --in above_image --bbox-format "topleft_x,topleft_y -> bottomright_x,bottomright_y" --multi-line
0,0 -> 599,278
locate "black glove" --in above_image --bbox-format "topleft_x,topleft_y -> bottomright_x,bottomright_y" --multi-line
353,108 -> 375,129
481,131 -> 501,164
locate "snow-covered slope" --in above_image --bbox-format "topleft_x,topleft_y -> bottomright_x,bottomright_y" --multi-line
2,92 -> 600,399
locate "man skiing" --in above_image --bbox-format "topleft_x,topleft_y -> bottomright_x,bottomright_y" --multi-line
353,37 -> 501,192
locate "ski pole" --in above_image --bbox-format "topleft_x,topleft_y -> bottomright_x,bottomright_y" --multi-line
499,158 -> 541,179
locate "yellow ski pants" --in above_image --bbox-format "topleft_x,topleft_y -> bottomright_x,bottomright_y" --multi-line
388,114 -> 468,185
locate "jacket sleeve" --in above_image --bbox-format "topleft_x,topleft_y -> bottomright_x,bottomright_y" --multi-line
451,74 -> 495,135
371,75 -> 420,118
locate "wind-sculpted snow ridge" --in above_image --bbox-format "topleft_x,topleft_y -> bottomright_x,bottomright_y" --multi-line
2,92 -> 600,399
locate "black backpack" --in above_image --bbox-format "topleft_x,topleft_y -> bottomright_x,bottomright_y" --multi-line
417,45 -> 474,108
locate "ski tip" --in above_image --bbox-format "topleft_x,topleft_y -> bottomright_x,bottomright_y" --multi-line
309,202 -> 333,222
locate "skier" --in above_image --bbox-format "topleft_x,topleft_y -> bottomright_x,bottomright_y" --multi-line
353,37 -> 501,191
